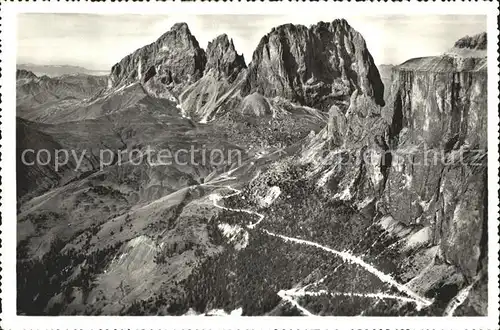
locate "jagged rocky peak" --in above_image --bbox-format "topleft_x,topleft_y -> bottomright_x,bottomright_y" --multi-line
205,34 -> 247,81
454,32 -> 487,50
242,18 -> 385,111
17,69 -> 38,80
108,22 -> 206,97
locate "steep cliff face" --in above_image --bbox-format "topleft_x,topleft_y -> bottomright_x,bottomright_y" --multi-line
301,33 -> 488,314
380,36 -> 487,286
389,56 -> 487,149
108,20 -> 384,120
378,64 -> 394,102
108,23 -> 206,99
242,19 -> 385,111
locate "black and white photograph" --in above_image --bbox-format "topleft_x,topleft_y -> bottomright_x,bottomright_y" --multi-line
1,2 -> 499,329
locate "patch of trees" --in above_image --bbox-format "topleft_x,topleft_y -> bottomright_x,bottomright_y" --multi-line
125,288 -> 188,316
181,230 -> 333,316
17,237 -> 122,315
90,185 -> 126,201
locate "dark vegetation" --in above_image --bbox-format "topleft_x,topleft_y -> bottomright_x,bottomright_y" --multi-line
182,231 -> 334,316
17,235 -> 122,315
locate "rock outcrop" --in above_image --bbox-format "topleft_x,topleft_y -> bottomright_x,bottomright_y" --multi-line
378,64 -> 394,102
454,32 -> 487,50
242,19 -> 385,111
108,23 -> 206,98
240,92 -> 272,117
107,20 -> 385,121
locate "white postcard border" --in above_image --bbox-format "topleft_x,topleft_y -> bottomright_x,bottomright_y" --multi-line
1,1 -> 498,329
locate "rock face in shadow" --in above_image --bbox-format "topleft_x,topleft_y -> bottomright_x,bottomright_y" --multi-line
108,23 -> 206,98
242,19 -> 385,111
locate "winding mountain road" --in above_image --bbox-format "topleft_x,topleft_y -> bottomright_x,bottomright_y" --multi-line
207,180 -> 434,315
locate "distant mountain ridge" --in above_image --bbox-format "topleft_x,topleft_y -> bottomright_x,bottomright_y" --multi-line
17,63 -> 109,77
16,68 -> 108,122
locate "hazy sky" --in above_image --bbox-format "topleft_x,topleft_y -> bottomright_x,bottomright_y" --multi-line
17,14 -> 486,71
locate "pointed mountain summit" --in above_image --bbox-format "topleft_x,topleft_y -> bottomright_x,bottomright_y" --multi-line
108,22 -> 206,98
242,19 -> 385,110
204,34 -> 247,82
179,33 -> 248,122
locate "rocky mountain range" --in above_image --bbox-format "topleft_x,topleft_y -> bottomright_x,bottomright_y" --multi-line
16,20 -> 488,317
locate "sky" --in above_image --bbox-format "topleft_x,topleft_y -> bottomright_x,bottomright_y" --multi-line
17,14 -> 486,71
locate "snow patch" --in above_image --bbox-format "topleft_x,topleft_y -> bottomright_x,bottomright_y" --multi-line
418,198 -> 432,212
333,184 -> 352,201
176,103 -> 190,119
403,172 -> 413,189
404,227 -> 432,251
357,197 -> 374,210
137,59 -> 142,80
257,186 -> 281,208
317,168 -> 335,187
113,82 -> 136,95
217,223 -> 249,250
